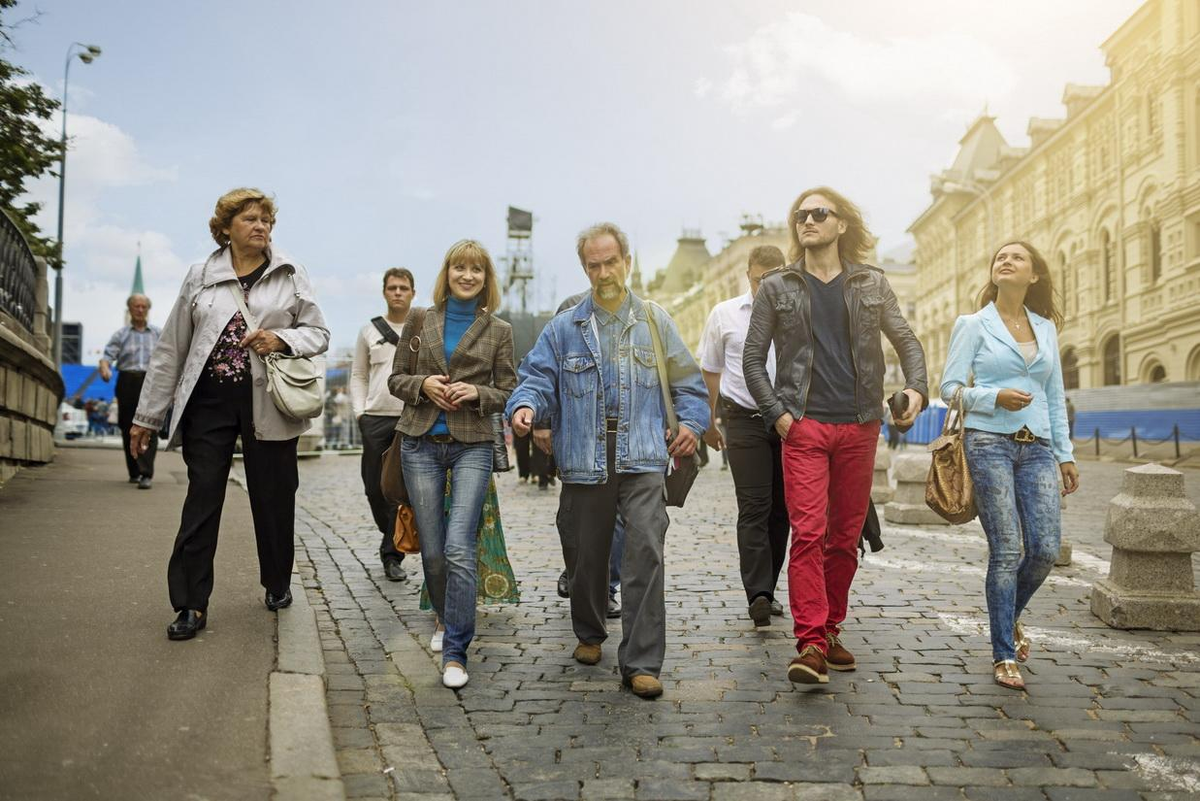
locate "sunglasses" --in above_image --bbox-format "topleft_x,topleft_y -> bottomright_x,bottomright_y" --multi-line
794,207 -> 838,224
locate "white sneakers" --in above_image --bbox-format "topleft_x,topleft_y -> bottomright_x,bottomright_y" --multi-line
442,662 -> 469,689
430,628 -> 444,653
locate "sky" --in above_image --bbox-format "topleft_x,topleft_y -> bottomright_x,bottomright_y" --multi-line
9,0 -> 1144,357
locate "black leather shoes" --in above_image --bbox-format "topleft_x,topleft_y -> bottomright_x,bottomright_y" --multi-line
265,589 -> 293,611
557,570 -> 570,599
137,476 -> 152,490
167,610 -> 205,640
382,558 -> 407,582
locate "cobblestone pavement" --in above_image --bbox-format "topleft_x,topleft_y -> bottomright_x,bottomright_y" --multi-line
288,455 -> 1200,801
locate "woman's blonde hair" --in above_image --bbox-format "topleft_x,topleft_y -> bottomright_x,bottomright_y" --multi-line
432,239 -> 501,311
209,188 -> 277,247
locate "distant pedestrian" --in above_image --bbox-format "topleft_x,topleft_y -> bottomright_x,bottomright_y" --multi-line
508,222 -> 709,699
130,187 -> 330,641
99,293 -> 161,488
1066,396 -> 1076,440
388,239 -> 516,690
699,244 -> 790,628
743,187 -> 927,686
351,267 -> 416,583
941,240 -> 1079,691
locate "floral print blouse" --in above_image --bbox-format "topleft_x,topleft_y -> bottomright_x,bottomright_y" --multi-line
197,262 -> 268,397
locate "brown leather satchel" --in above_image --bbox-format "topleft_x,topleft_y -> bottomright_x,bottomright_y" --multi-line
380,307 -> 427,506
925,386 -> 978,524
392,503 -> 420,554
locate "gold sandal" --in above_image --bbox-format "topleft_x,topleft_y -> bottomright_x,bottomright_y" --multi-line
1014,621 -> 1031,663
993,660 -> 1025,690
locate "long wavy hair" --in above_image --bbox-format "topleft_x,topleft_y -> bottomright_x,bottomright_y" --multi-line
786,186 -> 876,264
976,240 -> 1063,329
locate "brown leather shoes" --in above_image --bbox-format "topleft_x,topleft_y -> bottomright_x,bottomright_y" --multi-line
825,633 -> 856,672
573,642 -> 602,665
622,674 -> 663,698
788,644 -> 829,684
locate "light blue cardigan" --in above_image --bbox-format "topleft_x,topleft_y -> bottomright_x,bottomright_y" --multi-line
940,302 -> 1074,464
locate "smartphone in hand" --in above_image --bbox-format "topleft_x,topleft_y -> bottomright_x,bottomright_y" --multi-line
887,390 -> 914,433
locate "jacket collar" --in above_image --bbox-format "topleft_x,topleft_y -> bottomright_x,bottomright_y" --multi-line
202,245 -> 294,287
572,290 -> 648,325
980,302 -> 1052,366
779,257 -> 872,283
426,300 -> 491,374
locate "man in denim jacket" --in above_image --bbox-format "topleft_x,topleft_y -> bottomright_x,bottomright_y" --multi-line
508,222 -> 709,699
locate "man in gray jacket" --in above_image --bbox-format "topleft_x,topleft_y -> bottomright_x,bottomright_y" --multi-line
743,186 -> 926,686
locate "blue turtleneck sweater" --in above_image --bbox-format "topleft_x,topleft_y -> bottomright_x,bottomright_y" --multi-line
429,295 -> 477,436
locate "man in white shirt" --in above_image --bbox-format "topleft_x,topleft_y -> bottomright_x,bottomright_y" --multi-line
698,245 -> 789,626
351,268 -> 415,581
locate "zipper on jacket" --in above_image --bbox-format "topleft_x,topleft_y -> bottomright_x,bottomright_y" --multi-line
845,271 -> 868,423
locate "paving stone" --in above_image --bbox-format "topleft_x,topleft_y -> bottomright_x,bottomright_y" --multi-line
693,763 -> 752,781
926,767 -> 1008,786
341,772 -> 392,799
863,787 -> 962,801
710,783 -> 793,801
856,766 -> 929,785
1006,767 -> 1097,787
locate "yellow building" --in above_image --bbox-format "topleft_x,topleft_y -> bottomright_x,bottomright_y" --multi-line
909,0 -> 1200,394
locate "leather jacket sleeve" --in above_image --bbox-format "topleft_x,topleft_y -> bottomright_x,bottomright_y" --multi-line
878,275 -> 929,409
743,281 -> 786,426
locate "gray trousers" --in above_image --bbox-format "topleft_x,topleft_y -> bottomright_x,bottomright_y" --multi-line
558,433 -> 668,679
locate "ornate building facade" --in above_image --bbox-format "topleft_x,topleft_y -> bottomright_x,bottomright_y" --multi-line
909,0 -> 1200,394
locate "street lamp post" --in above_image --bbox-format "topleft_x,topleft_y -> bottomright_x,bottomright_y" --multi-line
52,42 -> 102,369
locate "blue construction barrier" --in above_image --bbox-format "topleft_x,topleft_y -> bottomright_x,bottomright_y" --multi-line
59,364 -> 116,402
883,405 -> 1200,445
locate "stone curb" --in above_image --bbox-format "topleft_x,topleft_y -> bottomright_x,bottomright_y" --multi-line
230,468 -> 346,801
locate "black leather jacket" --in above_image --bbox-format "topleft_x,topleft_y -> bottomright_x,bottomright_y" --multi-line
743,259 -> 928,428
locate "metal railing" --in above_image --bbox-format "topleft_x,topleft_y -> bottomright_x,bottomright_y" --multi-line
0,211 -> 38,332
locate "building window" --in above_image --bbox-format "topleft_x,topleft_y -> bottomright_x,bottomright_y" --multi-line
1101,229 -> 1115,303
1148,363 -> 1167,383
1150,223 -> 1162,283
1103,336 -> 1121,385
1062,348 -> 1080,390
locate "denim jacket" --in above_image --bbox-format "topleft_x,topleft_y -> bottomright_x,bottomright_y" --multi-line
506,292 -> 710,484
940,302 -> 1074,464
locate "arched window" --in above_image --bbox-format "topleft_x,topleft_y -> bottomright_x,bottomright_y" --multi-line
1149,364 -> 1167,383
1101,229 -> 1115,303
1103,336 -> 1121,385
1061,348 -> 1079,390
1149,223 -> 1162,284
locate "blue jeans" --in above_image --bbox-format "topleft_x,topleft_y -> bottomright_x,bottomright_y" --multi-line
964,430 -> 1062,662
401,436 -> 493,667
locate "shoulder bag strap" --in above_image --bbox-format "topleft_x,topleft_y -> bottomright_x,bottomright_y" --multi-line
371,315 -> 400,346
644,301 -> 679,436
226,282 -> 260,331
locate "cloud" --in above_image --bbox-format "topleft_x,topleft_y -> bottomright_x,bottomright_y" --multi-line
703,12 -> 1015,116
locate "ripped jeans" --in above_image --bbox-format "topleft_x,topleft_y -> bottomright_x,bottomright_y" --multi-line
964,430 -> 1062,663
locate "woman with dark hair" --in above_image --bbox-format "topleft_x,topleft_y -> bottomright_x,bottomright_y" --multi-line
389,239 -> 516,689
941,240 -> 1079,690
130,187 -> 329,640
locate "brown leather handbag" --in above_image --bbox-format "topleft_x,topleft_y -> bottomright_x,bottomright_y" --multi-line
393,503 -> 420,554
380,307 -> 427,506
925,386 -> 978,524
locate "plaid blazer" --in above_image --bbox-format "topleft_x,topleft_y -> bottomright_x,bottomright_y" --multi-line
388,304 -> 516,442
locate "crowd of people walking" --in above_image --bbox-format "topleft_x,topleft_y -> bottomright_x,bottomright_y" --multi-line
120,184 -> 1079,697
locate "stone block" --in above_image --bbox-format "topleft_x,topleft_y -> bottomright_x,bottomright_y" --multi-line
884,452 -> 949,526
10,419 -> 28,460
21,372 -> 37,417
872,442 -> 894,503
1090,464 -> 1200,631
3,368 -> 19,412
0,415 -> 10,458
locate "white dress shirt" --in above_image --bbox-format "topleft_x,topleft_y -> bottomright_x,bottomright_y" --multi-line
350,319 -> 406,418
698,291 -> 775,412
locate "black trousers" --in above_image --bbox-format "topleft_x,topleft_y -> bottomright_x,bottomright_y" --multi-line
167,390 -> 298,612
513,431 -> 532,479
116,371 -> 156,479
358,413 -> 403,562
722,397 -> 790,603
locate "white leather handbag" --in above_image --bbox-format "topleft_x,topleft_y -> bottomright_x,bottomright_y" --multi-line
228,284 -> 325,420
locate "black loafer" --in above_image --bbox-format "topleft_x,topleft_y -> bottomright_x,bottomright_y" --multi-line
265,589 -> 293,611
749,595 -> 772,627
382,559 -> 407,582
557,570 -> 570,599
167,610 -> 205,640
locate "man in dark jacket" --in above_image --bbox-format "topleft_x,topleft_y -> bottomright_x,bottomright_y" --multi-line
743,186 -> 927,685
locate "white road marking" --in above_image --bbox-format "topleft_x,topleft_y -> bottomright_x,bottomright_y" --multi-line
1132,754 -> 1200,792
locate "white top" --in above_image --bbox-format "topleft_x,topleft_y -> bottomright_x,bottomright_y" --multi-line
351,319 -> 407,418
1018,339 -> 1038,366
698,291 -> 776,412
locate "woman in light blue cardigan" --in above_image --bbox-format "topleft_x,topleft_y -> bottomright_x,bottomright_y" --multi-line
941,240 -> 1080,690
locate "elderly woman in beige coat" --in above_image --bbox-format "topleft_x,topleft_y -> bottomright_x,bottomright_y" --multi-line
130,187 -> 329,640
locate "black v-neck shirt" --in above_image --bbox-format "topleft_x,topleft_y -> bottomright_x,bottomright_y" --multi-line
803,272 -> 858,424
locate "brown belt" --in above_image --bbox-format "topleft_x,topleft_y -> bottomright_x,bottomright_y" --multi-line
424,433 -> 455,444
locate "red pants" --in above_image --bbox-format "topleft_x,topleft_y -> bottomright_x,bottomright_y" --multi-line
782,417 -> 880,653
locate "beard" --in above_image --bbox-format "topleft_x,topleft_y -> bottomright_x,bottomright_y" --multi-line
597,283 -> 623,300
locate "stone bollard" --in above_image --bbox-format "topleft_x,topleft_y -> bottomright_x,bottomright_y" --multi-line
884,451 -> 949,526
1090,463 -> 1200,630
872,440 -> 894,504
1055,492 -> 1073,566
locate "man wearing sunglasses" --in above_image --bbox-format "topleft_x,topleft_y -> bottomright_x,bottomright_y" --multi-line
743,187 -> 927,685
